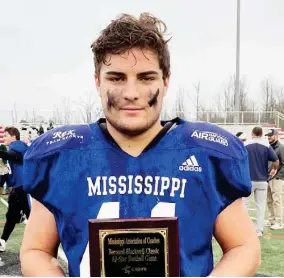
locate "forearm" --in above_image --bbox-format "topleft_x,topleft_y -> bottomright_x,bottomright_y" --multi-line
210,243 -> 261,277
20,249 -> 65,277
0,150 -> 22,163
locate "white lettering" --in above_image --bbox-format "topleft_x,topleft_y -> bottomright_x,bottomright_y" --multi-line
102,176 -> 108,195
87,177 -> 101,196
128,175 -> 133,194
118,176 -> 127,194
134,175 -> 143,194
109,176 -> 117,195
144,176 -> 153,195
153,176 -> 160,196
180,179 -> 187,198
170,178 -> 180,197
160,177 -> 170,196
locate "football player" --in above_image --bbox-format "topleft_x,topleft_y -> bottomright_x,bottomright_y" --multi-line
20,13 -> 260,277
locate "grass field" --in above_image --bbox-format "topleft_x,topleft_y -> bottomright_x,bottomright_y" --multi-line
0,191 -> 283,276
214,188 -> 284,277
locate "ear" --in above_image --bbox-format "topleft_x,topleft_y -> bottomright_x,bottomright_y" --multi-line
163,74 -> 170,96
94,72 -> 101,96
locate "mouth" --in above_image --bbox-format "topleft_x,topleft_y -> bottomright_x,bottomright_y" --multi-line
120,107 -> 144,115
120,107 -> 144,111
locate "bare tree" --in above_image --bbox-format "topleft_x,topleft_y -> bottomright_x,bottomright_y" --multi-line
261,79 -> 276,123
191,81 -> 201,120
77,92 -> 97,123
52,105 -> 62,125
11,102 -> 18,124
61,97 -> 72,124
275,88 -> 284,113
174,87 -> 189,119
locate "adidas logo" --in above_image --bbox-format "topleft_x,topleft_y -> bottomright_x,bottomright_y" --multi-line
179,155 -> 202,172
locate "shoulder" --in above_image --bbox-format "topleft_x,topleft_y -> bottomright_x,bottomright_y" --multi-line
245,139 -> 270,148
9,140 -> 28,154
179,120 -> 247,159
24,124 -> 94,160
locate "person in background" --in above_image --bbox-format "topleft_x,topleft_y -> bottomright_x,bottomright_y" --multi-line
266,129 -> 284,230
0,144 -> 9,195
236,131 -> 247,143
244,127 -> 279,236
0,127 -> 30,252
38,125 -> 44,136
47,122 -> 54,131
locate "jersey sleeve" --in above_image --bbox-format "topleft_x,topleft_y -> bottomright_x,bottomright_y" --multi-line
23,124 -> 92,208
185,121 -> 252,210
213,148 -> 252,210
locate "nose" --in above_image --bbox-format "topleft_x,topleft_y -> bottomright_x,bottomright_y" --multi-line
122,81 -> 141,102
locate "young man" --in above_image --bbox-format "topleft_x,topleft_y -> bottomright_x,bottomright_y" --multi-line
266,129 -> 284,229
21,13 -> 260,277
244,127 -> 279,236
0,127 -> 30,252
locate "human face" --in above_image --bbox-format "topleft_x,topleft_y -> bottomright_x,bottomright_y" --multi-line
3,131 -> 16,146
268,134 -> 278,144
95,48 -> 169,136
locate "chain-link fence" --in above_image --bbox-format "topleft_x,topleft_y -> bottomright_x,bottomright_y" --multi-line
1,109 -> 284,129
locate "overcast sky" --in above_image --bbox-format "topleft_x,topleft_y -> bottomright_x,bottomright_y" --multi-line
1,0 -> 284,122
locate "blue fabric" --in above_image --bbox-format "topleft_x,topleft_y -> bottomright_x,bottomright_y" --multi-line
23,119 -> 251,277
245,138 -> 278,181
8,140 -> 28,188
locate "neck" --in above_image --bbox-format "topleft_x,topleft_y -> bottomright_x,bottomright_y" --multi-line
106,120 -> 163,157
271,140 -> 278,145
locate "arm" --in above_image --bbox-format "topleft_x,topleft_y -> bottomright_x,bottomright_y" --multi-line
268,146 -> 279,177
269,160 -> 279,178
278,145 -> 284,167
210,199 -> 261,277
0,150 -> 23,163
20,199 -> 65,276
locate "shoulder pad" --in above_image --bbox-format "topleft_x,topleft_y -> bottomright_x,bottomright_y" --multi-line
25,124 -> 93,160
182,121 -> 247,159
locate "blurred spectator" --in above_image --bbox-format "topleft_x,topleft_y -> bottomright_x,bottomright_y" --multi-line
38,125 -> 44,136
0,144 -> 9,195
236,131 -> 247,142
0,127 -> 30,252
47,122 -> 54,131
244,126 -> 279,236
266,129 -> 284,230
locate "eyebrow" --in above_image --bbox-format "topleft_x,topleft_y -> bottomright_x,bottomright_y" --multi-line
137,71 -> 159,77
105,71 -> 126,76
105,71 -> 159,77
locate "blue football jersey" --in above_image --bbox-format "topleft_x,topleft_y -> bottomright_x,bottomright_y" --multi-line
23,118 -> 251,277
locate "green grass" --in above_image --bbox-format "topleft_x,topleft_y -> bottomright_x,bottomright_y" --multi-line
0,198 -> 26,276
0,197 -> 68,276
213,190 -> 284,277
0,200 -> 26,253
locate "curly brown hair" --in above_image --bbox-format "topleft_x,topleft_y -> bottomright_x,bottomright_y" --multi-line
91,13 -> 171,79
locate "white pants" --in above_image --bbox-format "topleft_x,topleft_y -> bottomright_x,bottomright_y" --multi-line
244,181 -> 268,233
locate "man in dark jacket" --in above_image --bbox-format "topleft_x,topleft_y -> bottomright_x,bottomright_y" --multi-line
266,129 -> 284,230
244,127 -> 279,236
0,127 -> 30,251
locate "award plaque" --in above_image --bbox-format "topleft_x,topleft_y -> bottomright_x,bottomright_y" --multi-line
88,217 -> 179,277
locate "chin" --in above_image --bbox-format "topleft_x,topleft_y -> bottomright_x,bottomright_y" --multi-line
117,123 -> 149,136
108,118 -> 157,136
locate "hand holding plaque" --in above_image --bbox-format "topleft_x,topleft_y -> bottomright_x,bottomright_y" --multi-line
88,217 -> 179,277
